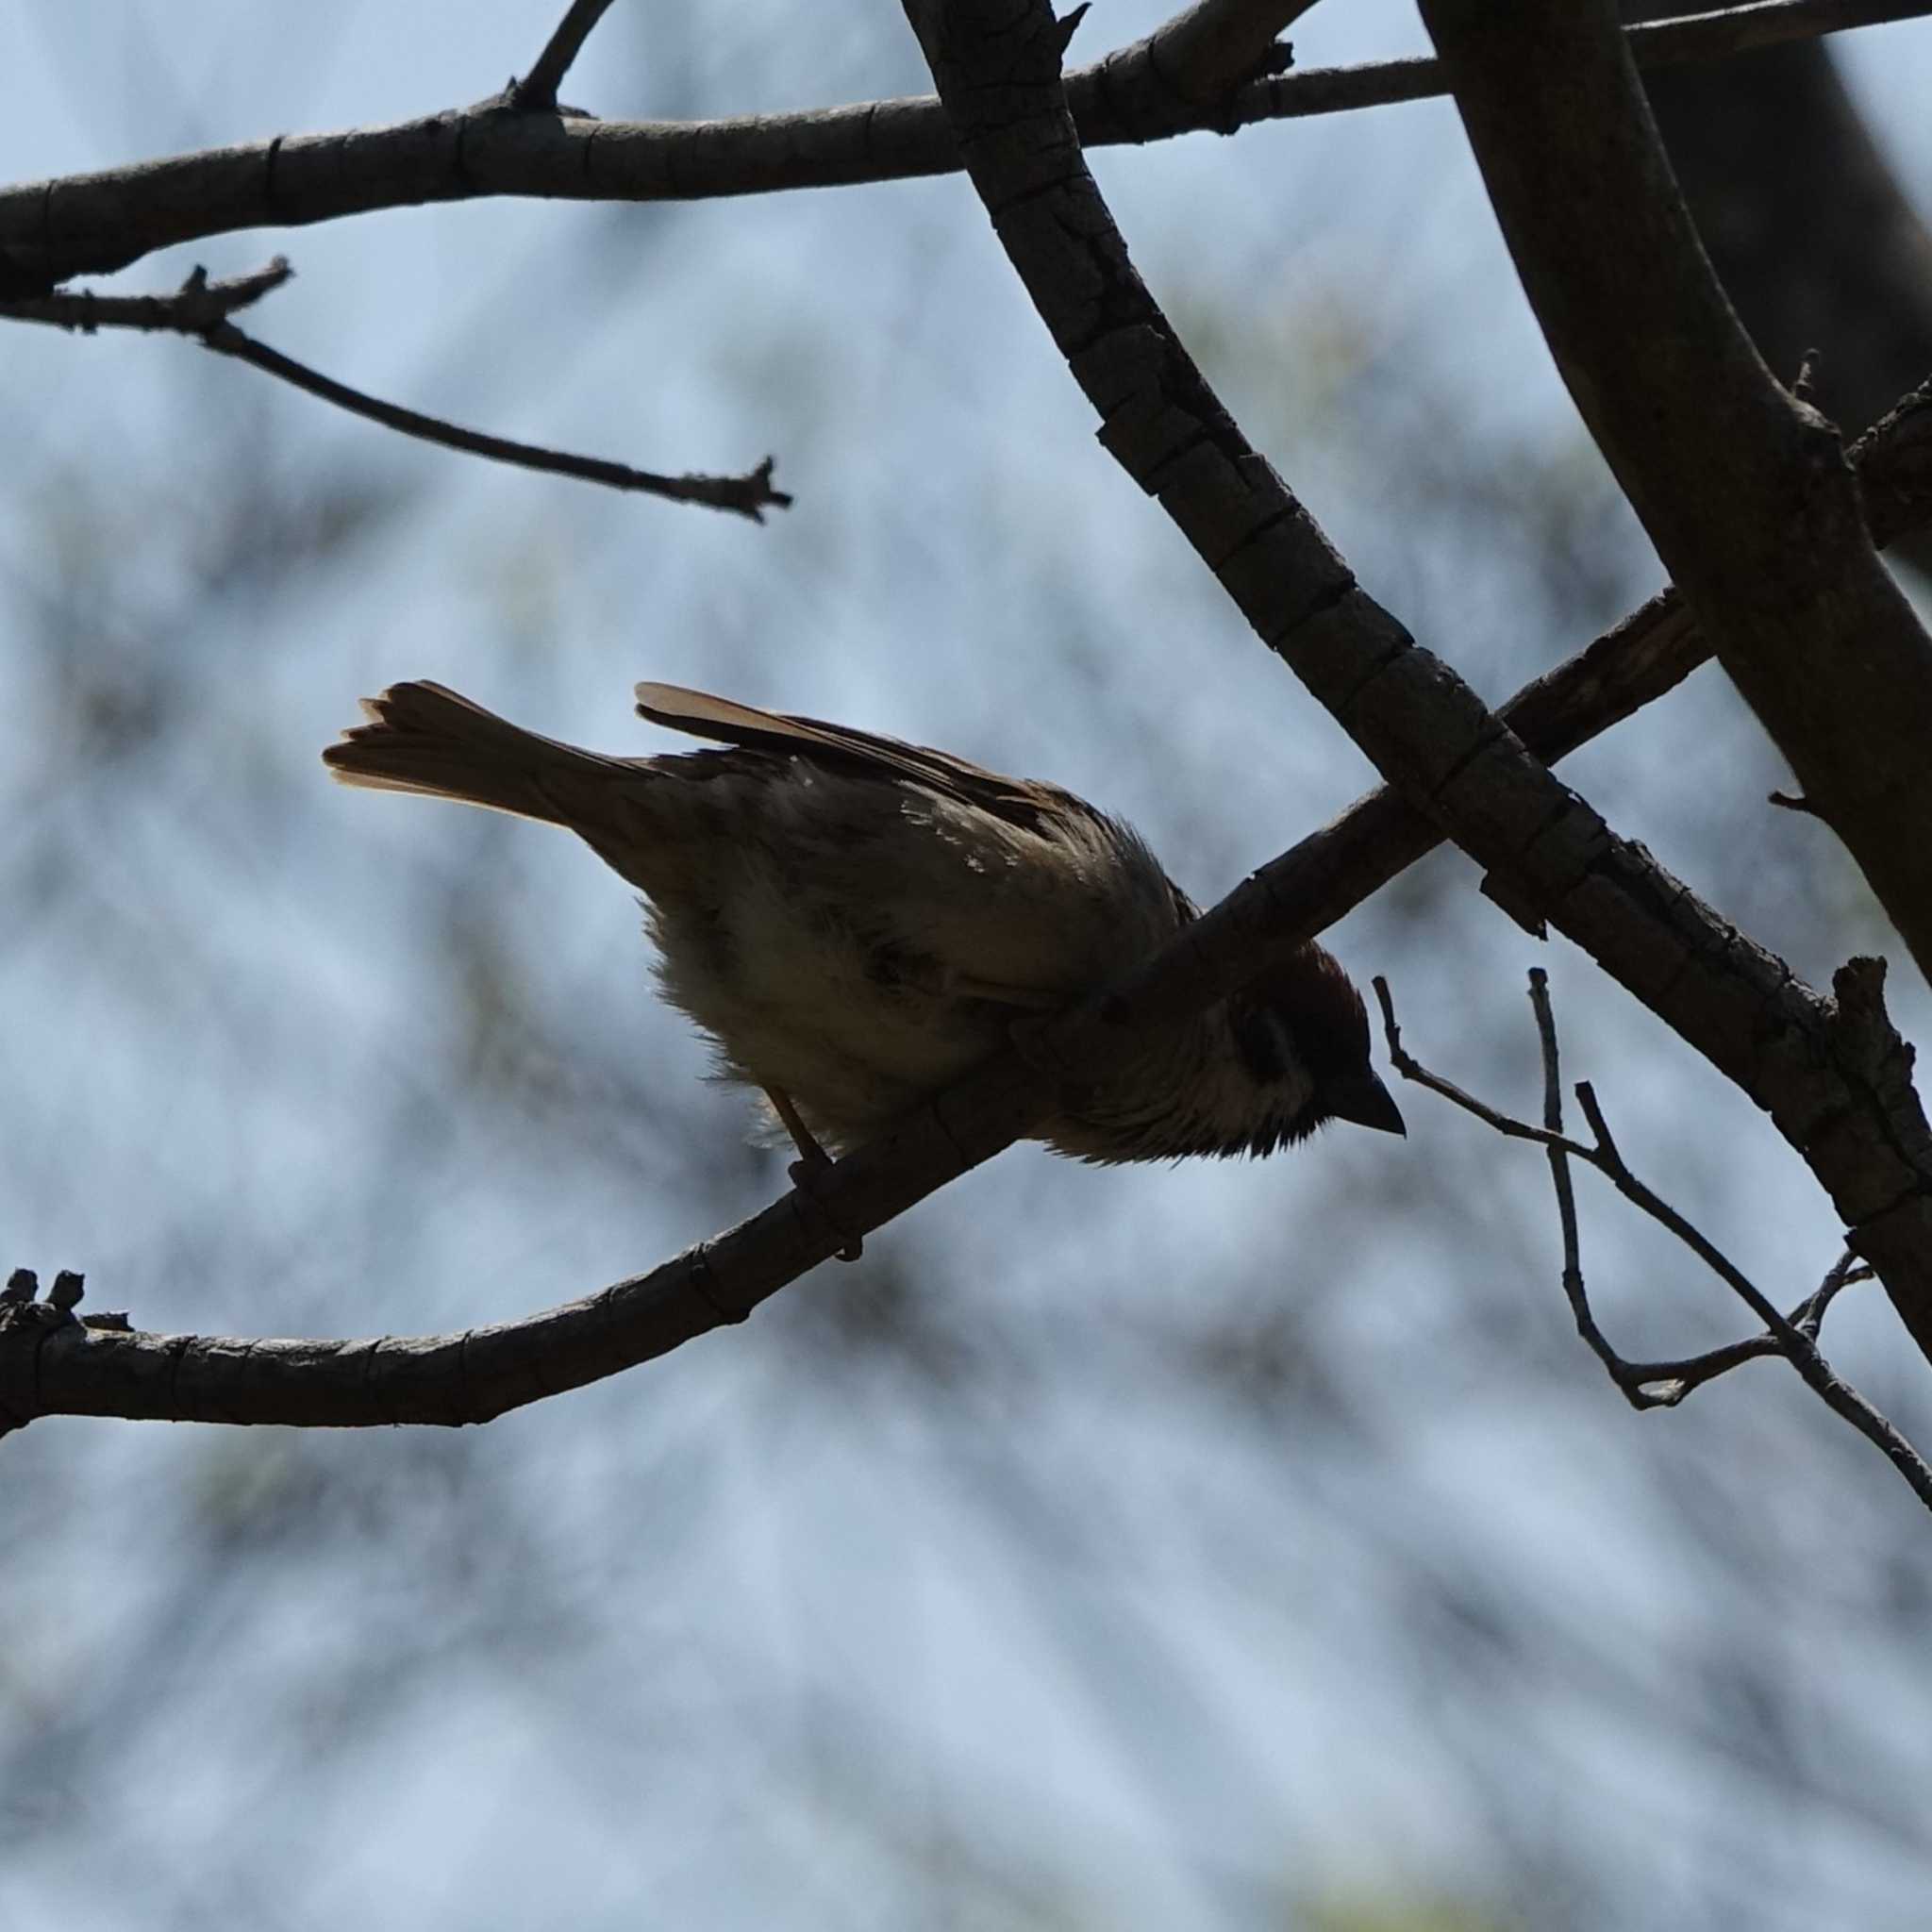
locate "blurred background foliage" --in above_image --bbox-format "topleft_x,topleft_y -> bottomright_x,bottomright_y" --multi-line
4,3 -> 1932,1927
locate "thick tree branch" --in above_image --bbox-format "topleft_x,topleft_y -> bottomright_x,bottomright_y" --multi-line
901,0 -> 1932,1358
0,0 -> 1921,290
1420,0 -> 1932,985
0,257 -> 789,518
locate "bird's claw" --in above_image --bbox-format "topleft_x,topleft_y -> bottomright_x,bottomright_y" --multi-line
788,1157 -> 863,1263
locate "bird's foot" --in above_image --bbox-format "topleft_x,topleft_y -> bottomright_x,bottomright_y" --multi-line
767,1087 -> 862,1263
787,1154 -> 862,1264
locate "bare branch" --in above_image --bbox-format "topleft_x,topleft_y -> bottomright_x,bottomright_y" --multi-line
1374,975 -> 1932,1512
0,258 -> 790,519
1794,1249 -> 1877,1334
1374,974 -> 1592,1160
1420,0 -> 1932,984
510,0 -> 622,113
0,256 -> 294,328
1526,966 -> 1616,1389
1572,1074 -> 1812,1349
1,0 -> 1924,287
199,324 -> 788,519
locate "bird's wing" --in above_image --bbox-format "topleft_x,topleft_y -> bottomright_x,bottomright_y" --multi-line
636,682 -> 1193,1008
636,681 -> 1071,835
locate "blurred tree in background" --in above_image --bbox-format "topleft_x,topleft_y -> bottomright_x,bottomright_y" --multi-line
3,3 -> 1931,1928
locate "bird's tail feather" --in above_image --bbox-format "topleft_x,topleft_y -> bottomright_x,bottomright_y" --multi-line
323,681 -> 636,827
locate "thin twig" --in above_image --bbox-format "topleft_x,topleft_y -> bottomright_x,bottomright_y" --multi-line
200,323 -> 788,518
1524,968 -> 1874,1408
1571,1080 -> 1793,1346
1603,1253 -> 1873,1407
1374,974 -> 1932,1514
1568,1076 -> 1932,1499
1374,976 -> 1594,1159
510,0 -> 621,113
0,258 -> 791,521
1525,965 -> 1630,1392
0,257 -> 294,330
1796,1250 -> 1875,1334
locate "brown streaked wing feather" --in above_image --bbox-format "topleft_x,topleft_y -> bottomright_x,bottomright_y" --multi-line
635,680 -> 1074,834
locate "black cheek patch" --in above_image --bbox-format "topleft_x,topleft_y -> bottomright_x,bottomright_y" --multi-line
1230,1005 -> 1287,1085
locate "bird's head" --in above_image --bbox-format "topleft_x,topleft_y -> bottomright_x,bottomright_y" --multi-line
1224,946 -> 1406,1152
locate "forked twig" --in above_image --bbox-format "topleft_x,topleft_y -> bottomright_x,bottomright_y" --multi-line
1374,973 -> 1929,1514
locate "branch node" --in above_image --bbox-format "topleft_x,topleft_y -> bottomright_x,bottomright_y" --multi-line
509,0 -> 621,115
1574,1080 -> 1623,1173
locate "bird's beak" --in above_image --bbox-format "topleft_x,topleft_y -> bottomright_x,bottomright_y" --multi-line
1325,1070 -> 1407,1137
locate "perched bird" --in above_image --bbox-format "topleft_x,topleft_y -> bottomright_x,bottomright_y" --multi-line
324,680 -> 1404,1172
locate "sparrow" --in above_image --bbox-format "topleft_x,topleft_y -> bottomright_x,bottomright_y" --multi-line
324,680 -> 1404,1171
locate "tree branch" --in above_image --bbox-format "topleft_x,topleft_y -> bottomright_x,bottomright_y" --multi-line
0,0 -> 1922,289
1419,0 -> 1932,987
0,258 -> 790,519
901,0 -> 1932,1358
